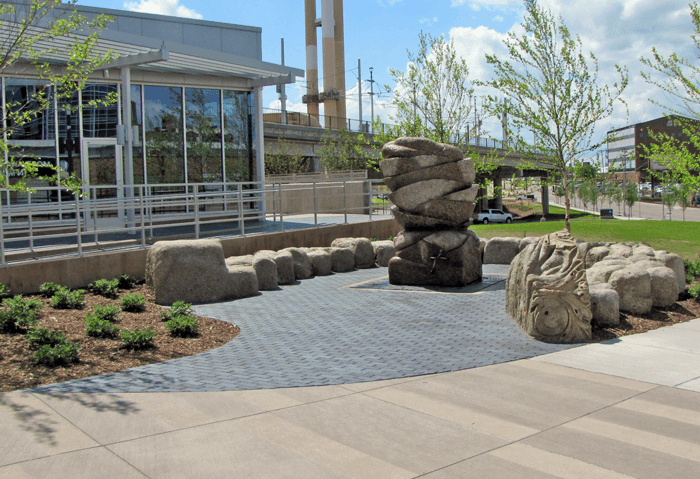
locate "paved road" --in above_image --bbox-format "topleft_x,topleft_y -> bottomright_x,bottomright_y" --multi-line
551,193 -> 700,221
26,265 -> 576,394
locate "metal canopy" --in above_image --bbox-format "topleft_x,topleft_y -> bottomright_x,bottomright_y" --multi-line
2,22 -> 303,87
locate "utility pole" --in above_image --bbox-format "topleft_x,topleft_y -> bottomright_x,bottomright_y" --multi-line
279,38 -> 287,124
369,66 -> 375,133
357,59 -> 362,129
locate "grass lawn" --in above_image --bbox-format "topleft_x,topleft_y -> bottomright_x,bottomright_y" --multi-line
472,218 -> 700,260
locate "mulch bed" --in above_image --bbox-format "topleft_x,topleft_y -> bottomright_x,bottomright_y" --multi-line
0,284 -> 239,393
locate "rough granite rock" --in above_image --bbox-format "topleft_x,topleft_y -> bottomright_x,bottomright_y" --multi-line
280,247 -> 314,280
648,266 -> 680,307
506,230 -> 592,343
585,246 -> 610,268
372,241 -> 396,267
394,230 -> 433,251
608,267 -> 653,315
389,229 -> 481,286
589,283 -> 620,327
655,251 -> 686,293
225,265 -> 259,299
252,256 -> 278,290
519,236 -> 539,252
146,239 -> 257,305
391,206 -> 471,229
483,237 -> 521,265
383,160 -> 476,191
331,237 -> 375,269
388,179 -> 466,212
306,249 -> 333,276
325,247 -> 355,272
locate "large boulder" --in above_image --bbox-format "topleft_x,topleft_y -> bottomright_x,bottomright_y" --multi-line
306,249 -> 333,276
608,267 -> 653,315
372,240 -> 396,267
325,247 -> 355,272
655,251 -> 686,293
280,247 -> 314,280
146,239 -> 258,305
506,230 -> 592,343
226,254 -> 278,291
331,237 -> 375,269
589,283 -> 620,327
648,266 -> 680,308
483,237 -> 521,265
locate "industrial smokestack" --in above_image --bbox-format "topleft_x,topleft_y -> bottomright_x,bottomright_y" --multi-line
304,0 -> 319,120
333,0 -> 347,127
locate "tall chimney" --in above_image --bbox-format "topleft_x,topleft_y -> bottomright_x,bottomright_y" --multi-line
333,0 -> 347,127
304,0 -> 319,121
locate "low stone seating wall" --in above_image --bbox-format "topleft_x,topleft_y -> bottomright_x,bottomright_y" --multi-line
146,237 -> 396,305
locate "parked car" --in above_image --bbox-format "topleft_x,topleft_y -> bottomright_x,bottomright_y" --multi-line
473,209 -> 513,224
516,194 -> 536,201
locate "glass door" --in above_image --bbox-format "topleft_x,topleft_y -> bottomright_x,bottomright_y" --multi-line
81,138 -> 124,226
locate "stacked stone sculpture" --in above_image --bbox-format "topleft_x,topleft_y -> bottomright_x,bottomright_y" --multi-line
506,230 -> 593,343
381,137 -> 482,286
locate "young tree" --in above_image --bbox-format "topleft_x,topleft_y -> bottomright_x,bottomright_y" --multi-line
318,129 -> 374,172
1,0 -> 114,191
479,0 -> 628,231
388,32 -> 473,144
265,138 -> 308,176
624,181 -> 638,218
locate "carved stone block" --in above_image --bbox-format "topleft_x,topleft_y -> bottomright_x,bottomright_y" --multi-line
506,230 -> 592,343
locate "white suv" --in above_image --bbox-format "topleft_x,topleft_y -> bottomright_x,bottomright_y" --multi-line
474,209 -> 514,224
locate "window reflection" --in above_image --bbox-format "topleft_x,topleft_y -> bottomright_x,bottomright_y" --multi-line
223,90 -> 251,182
185,88 -> 221,183
144,85 -> 184,184
82,83 -> 118,138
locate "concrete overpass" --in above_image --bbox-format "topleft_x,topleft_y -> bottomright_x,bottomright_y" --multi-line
263,120 -> 555,213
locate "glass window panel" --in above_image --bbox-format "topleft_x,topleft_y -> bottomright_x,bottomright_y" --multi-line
82,83 -> 118,138
57,90 -> 81,180
185,88 -> 221,183
4,78 -> 58,201
223,90 -> 251,182
144,85 -> 184,184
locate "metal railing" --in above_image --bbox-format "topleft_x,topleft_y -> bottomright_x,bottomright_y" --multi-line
0,179 -> 388,265
263,107 -> 372,134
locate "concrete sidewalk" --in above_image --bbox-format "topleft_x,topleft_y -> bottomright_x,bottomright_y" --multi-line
2,309 -> 700,477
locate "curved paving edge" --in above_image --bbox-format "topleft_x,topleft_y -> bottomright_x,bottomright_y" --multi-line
27,265 -> 579,394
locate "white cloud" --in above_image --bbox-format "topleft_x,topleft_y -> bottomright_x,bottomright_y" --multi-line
440,0 -> 698,148
375,0 -> 403,6
123,0 -> 203,19
494,15 -> 504,22
419,17 -> 439,26
451,0 -> 468,5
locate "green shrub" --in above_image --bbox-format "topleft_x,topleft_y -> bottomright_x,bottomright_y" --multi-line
116,274 -> 137,289
689,283 -> 700,299
85,315 -> 120,338
687,273 -> 695,285
34,342 -> 80,367
27,326 -> 66,348
0,283 -> 10,299
39,282 -> 61,298
91,304 -> 119,322
684,259 -> 700,278
50,287 -> 85,309
165,315 -> 199,337
0,295 -> 42,331
121,293 -> 146,312
160,301 -> 193,321
121,328 -> 155,350
89,279 -> 119,298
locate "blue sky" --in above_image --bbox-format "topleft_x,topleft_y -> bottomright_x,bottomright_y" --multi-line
80,0 -> 697,149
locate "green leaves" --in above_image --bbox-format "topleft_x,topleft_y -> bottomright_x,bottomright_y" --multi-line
389,32 -> 473,144
479,0 -> 628,231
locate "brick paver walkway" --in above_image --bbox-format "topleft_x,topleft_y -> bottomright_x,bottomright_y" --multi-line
28,265 -> 577,393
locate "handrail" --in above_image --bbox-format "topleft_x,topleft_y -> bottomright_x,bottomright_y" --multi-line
0,179 -> 388,265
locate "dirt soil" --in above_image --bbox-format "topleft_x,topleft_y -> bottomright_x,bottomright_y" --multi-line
2,280 -> 699,393
0,284 -> 239,393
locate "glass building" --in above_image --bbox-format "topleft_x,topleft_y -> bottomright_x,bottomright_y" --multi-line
2,2 -> 302,207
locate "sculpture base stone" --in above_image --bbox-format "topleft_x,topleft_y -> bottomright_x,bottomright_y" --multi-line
388,229 -> 482,287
